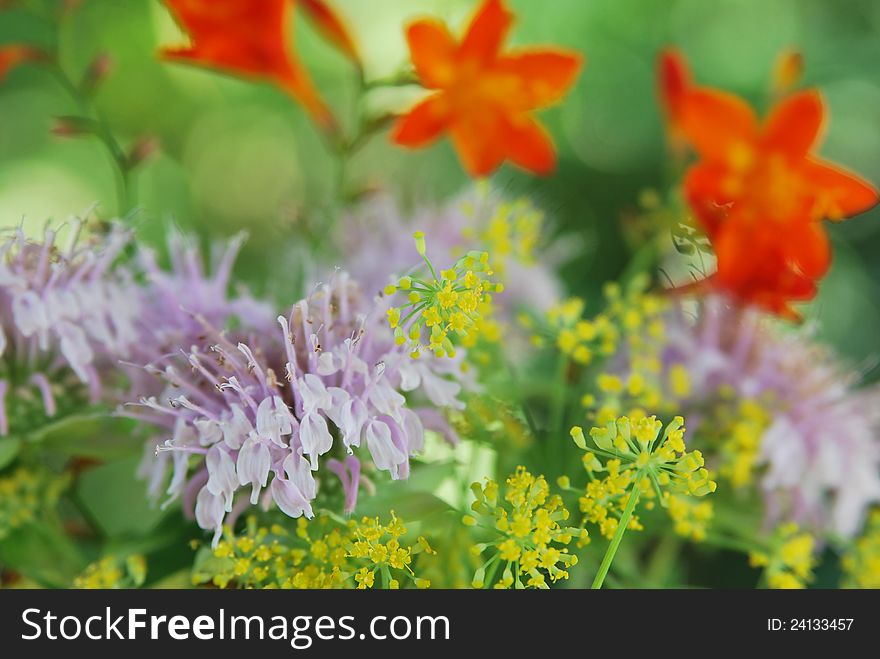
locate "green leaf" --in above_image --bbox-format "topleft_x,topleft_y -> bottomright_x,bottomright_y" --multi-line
77,455 -> 169,537
357,491 -> 453,522
31,413 -> 139,460
0,437 -> 22,470
406,459 -> 458,492
0,522 -> 86,587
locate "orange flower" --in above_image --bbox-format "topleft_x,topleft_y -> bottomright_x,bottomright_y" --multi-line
300,0 -> 360,65
658,49 -> 878,318
392,0 -> 582,177
161,0 -> 357,131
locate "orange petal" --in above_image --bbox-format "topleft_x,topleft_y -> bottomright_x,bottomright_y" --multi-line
803,158 -> 879,220
657,48 -> 691,120
683,162 -> 733,236
392,94 -> 451,147
450,108 -> 508,177
762,89 -> 824,159
712,219 -> 821,316
713,222 -> 759,290
503,117 -> 556,175
161,0 -> 336,132
406,20 -> 457,88
679,88 -> 758,162
501,49 -> 583,109
300,0 -> 360,64
460,0 -> 513,64
162,0 -> 292,78
786,222 -> 830,279
657,49 -> 693,155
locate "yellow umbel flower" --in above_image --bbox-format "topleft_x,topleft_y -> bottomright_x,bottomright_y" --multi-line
841,509 -> 880,589
461,193 -> 545,269
385,232 -> 501,358
464,467 -> 582,589
192,513 -> 435,589
749,523 -> 816,589
571,416 -> 716,540
575,415 -> 717,500
568,414 -> 717,589
74,555 -> 147,589
539,296 -> 622,368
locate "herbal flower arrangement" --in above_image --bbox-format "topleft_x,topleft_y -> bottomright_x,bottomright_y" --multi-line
0,0 -> 879,591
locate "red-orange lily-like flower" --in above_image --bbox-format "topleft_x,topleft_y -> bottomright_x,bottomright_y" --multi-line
161,0 -> 357,131
392,0 -> 582,177
658,49 -> 879,318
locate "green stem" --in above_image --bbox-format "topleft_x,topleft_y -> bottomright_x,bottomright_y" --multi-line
548,352 -> 569,476
362,71 -> 418,91
46,62 -> 132,216
591,478 -> 641,589
481,553 -> 501,588
504,358 -> 539,438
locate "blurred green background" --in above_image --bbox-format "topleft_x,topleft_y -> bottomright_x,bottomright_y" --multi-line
2,0 -> 880,365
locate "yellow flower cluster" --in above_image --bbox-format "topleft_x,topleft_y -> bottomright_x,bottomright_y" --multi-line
666,494 -> 713,542
538,296 -> 618,364
464,467 -> 583,589
555,278 -> 773,491
74,555 -> 147,589
0,466 -> 68,540
715,398 -> 772,487
570,415 -> 717,540
385,232 -> 502,358
749,523 -> 816,589
841,509 -> 880,589
574,454 -> 645,540
193,513 -> 434,589
460,192 -> 544,272
345,513 -> 434,589
590,286 -> 670,425
578,415 -> 716,496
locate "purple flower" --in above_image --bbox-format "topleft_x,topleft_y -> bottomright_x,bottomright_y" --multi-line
130,271 -> 468,545
0,224 -> 140,434
658,296 -> 880,537
127,231 -> 274,366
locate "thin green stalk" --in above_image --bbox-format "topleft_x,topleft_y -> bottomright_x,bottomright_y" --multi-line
46,62 -> 132,216
503,358 -> 539,438
549,351 -> 568,435
481,553 -> 502,588
592,477 -> 641,589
